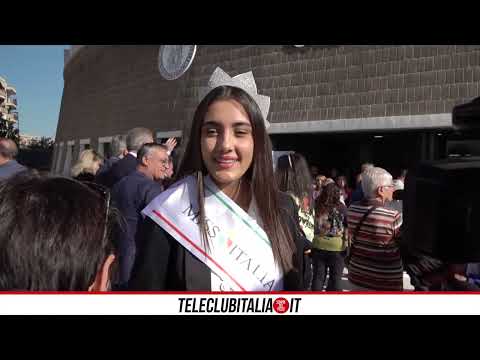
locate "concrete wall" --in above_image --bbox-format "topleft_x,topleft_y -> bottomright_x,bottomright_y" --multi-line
53,45 -> 480,173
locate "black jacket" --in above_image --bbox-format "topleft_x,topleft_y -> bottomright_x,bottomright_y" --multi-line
95,153 -> 137,188
128,192 -> 309,291
73,172 -> 96,182
111,171 -> 164,285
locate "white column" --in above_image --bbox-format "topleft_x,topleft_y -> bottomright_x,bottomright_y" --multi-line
62,140 -> 75,176
98,136 -> 112,157
55,142 -> 64,175
79,138 -> 90,158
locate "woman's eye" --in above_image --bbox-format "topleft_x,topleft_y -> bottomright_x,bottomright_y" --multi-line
206,128 -> 218,136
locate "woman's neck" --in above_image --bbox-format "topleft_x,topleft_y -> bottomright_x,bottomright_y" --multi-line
217,179 -> 251,211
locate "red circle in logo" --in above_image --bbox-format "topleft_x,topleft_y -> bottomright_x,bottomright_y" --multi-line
273,297 -> 290,314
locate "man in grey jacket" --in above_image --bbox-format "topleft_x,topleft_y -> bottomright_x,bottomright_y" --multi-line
0,138 -> 27,181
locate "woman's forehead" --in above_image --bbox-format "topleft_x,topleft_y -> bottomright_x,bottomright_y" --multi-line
204,99 -> 250,123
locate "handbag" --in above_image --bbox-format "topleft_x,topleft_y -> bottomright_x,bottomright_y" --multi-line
344,205 -> 378,266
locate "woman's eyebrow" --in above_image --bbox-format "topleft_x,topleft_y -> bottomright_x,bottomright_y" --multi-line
202,120 -> 252,127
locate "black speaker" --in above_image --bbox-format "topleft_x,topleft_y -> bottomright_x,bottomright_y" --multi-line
403,157 -> 480,263
452,96 -> 480,131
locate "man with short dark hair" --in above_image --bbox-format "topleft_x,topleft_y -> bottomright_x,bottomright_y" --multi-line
0,138 -> 27,181
111,143 -> 169,288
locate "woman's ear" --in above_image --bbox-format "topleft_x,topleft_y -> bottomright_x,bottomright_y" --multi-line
377,185 -> 385,197
88,254 -> 115,292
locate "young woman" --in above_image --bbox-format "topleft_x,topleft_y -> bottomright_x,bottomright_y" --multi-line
312,183 -> 348,291
129,69 -> 307,291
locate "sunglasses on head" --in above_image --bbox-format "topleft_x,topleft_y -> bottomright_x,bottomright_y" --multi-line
81,181 -> 111,242
80,180 -> 118,290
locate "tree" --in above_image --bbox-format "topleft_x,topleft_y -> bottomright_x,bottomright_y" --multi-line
27,137 -> 54,151
17,136 -> 54,172
0,116 -> 19,143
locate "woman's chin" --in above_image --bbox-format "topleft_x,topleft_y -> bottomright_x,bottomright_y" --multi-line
210,171 -> 242,187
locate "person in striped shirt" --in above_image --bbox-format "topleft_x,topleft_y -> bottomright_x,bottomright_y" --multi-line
347,167 -> 403,291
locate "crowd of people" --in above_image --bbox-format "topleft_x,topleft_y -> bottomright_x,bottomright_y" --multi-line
0,66 -> 478,292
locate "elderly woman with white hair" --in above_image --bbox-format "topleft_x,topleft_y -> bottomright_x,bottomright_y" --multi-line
346,167 -> 403,291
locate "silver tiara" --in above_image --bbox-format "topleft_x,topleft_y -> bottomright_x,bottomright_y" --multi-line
198,67 -> 271,128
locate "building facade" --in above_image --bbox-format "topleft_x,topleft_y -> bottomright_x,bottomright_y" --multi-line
19,134 -> 42,148
53,45 -> 480,177
0,76 -> 18,125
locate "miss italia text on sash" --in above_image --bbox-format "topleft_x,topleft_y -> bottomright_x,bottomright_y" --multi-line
143,175 -> 284,291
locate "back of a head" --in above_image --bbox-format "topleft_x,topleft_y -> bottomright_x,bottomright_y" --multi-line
316,182 -> 341,214
275,153 -> 312,202
110,135 -> 127,158
126,128 -> 154,152
0,138 -> 19,160
0,173 -> 115,290
361,167 -> 393,199
361,162 -> 374,173
71,149 -> 103,177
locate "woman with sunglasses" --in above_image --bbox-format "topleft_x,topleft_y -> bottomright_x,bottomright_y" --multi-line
129,68 -> 308,291
0,171 -> 117,291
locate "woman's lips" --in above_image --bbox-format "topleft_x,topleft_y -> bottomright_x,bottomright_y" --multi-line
215,158 -> 238,169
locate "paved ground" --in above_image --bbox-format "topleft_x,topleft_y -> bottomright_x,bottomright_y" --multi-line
317,267 -> 415,291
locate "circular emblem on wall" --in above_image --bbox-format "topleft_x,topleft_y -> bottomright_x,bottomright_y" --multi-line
158,45 -> 197,80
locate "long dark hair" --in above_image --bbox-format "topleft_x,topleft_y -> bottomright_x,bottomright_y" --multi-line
315,183 -> 342,217
175,86 -> 295,272
275,152 -> 314,212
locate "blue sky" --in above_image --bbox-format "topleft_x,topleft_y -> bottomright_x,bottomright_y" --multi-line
0,45 -> 68,139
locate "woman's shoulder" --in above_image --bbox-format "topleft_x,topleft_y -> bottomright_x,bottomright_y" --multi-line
74,172 -> 95,182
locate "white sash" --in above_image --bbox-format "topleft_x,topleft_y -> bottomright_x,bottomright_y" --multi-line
142,175 -> 283,291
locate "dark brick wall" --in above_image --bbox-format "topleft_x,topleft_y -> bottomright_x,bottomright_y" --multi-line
54,45 -> 480,169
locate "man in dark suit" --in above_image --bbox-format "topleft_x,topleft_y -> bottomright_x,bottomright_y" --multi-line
96,127 -> 154,188
111,142 -> 170,288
